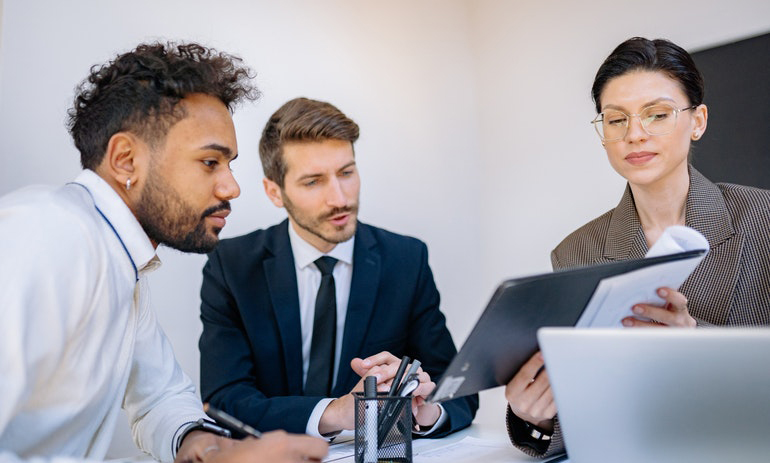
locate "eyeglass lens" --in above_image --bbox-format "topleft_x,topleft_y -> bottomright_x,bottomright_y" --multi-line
597,104 -> 679,140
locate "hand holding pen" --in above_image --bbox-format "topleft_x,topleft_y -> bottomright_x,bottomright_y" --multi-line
201,404 -> 328,463
351,353 -> 441,435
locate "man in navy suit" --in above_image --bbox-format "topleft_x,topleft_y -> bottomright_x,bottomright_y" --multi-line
199,97 -> 477,438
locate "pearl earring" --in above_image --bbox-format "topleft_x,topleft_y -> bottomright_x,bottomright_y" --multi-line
126,178 -> 132,190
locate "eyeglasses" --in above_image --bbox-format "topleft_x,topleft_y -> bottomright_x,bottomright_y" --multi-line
591,104 -> 697,142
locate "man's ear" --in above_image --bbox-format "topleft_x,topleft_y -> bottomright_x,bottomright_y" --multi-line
101,132 -> 140,189
263,177 -> 285,208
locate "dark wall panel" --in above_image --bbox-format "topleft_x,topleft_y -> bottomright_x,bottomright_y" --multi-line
691,32 -> 770,189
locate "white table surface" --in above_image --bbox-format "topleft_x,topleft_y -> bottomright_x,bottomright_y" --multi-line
325,414 -> 545,463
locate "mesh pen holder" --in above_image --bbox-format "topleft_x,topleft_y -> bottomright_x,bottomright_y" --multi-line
354,392 -> 413,463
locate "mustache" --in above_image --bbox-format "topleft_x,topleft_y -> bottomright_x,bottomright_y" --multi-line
202,201 -> 231,219
320,205 -> 356,221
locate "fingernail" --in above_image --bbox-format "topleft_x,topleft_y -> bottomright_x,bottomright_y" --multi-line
632,305 -> 643,314
658,288 -> 668,297
363,359 -> 371,367
622,318 -> 633,327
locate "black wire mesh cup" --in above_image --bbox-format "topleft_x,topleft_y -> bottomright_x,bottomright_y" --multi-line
354,392 -> 413,463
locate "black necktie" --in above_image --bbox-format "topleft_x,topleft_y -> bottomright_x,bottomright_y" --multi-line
305,256 -> 338,396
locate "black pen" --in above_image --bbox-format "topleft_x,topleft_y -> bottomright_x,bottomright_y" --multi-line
388,356 -> 411,397
204,403 -> 263,438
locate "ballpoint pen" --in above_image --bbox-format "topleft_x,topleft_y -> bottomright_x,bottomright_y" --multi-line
204,403 -> 263,438
388,356 -> 411,397
363,376 -> 379,463
379,356 -> 410,433
377,373 -> 420,445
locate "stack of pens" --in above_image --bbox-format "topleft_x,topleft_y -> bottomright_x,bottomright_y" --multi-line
354,356 -> 419,463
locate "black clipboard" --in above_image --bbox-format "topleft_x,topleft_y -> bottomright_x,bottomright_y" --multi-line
427,249 -> 707,403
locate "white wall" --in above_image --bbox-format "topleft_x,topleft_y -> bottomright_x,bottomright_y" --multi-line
1,0 -> 769,458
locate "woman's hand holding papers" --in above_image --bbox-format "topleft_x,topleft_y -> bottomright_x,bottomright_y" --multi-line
505,352 -> 556,433
621,287 -> 697,328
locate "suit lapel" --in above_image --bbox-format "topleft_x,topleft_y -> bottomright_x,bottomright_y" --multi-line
603,167 -> 742,324
263,220 -> 305,395
681,168 -> 742,323
603,184 -> 648,262
335,224 -> 380,394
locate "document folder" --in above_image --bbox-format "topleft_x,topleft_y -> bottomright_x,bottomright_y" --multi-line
428,249 -> 707,403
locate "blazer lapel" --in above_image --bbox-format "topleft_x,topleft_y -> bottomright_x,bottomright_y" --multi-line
603,184 -> 648,262
335,224 -> 381,394
263,220 -> 305,395
681,168 -> 742,324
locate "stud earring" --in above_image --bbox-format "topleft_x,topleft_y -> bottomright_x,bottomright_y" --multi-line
692,132 -> 701,141
126,178 -> 132,191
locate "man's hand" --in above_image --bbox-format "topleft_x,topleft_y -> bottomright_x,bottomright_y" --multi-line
317,354 -> 393,434
318,351 -> 441,434
505,351 -> 556,433
190,431 -> 328,463
622,287 -> 696,328
354,351 -> 442,428
175,430 -> 235,463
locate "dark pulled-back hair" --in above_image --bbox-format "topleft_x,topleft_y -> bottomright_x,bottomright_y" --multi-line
591,37 -> 704,113
68,42 -> 260,169
259,97 -> 359,187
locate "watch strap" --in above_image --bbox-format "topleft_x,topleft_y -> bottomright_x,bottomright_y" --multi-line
175,418 -> 232,454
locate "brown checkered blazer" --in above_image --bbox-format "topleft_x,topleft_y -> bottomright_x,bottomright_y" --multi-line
551,166 -> 770,325
508,166 -> 770,458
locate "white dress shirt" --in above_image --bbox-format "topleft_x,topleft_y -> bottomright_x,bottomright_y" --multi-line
288,222 -> 355,390
287,223 -> 446,437
0,170 -> 206,463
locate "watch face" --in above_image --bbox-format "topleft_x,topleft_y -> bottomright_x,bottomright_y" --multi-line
527,423 -> 552,441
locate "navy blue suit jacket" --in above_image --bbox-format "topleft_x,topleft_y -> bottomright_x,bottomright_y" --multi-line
199,220 -> 478,436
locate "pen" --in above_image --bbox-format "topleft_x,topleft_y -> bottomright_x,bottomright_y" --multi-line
204,403 -> 263,438
388,356 -> 411,397
380,356 -> 410,435
363,376 -> 378,463
401,360 -> 421,389
377,374 -> 420,445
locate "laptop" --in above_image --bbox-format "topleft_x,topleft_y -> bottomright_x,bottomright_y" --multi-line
537,327 -> 770,463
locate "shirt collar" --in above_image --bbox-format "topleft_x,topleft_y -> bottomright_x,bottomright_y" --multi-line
74,169 -> 159,274
287,220 -> 355,270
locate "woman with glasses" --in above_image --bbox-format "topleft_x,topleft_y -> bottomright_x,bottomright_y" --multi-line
505,37 -> 770,458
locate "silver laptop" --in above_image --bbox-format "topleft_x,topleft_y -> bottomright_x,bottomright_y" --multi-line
537,327 -> 770,463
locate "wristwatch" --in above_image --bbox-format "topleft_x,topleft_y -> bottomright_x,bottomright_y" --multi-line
523,421 -> 552,442
176,418 -> 232,452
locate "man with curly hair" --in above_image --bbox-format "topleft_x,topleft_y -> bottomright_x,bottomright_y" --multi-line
0,43 -> 327,463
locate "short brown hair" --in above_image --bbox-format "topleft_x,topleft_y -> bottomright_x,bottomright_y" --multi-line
259,97 -> 360,186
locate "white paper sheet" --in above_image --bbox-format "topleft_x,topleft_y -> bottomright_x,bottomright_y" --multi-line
414,436 -> 512,462
323,436 -> 355,462
575,226 -> 709,328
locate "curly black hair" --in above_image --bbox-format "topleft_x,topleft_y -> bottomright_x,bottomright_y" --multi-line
67,42 -> 260,169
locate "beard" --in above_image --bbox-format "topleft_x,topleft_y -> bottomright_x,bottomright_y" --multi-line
282,191 -> 359,246
135,170 -> 229,254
